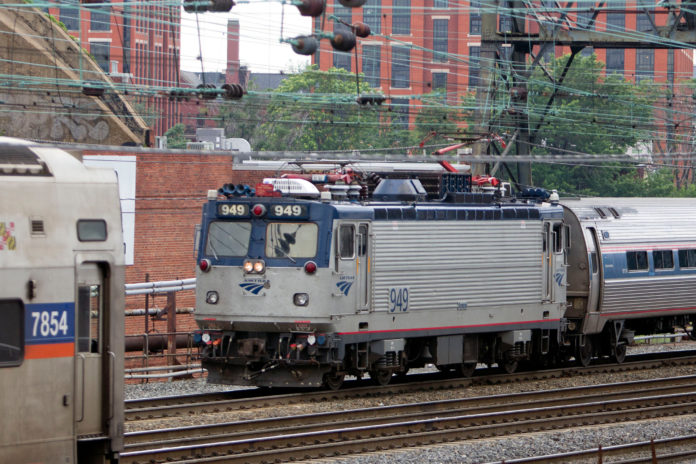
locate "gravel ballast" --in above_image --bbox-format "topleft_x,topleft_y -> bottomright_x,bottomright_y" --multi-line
124,343 -> 696,463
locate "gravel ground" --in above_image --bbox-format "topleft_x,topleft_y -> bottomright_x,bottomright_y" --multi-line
124,342 -> 696,463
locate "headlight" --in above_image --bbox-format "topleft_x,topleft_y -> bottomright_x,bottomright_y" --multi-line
243,259 -> 265,274
253,260 -> 265,273
206,291 -> 219,304
293,293 -> 309,306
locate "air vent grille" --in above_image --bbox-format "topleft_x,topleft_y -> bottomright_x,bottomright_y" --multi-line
31,220 -> 45,235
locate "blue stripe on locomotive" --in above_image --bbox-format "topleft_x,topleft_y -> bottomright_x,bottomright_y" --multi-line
198,198 -> 564,269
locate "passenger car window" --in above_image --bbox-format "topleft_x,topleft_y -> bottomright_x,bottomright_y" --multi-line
0,300 -> 23,366
205,221 -> 251,257
678,249 -> 696,268
77,219 -> 107,241
266,223 -> 318,258
653,250 -> 674,270
626,251 -> 648,271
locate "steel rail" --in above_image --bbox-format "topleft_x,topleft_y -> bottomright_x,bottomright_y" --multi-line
125,351 -> 696,421
123,375 -> 696,452
120,391 -> 696,463
485,434 -> 696,463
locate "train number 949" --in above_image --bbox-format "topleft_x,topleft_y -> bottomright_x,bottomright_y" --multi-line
389,287 -> 409,312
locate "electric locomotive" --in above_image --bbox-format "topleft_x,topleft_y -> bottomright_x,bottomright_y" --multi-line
194,170 -> 569,388
0,138 -> 124,463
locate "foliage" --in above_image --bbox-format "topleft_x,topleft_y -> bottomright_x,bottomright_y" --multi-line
163,123 -> 188,149
254,65 -> 385,151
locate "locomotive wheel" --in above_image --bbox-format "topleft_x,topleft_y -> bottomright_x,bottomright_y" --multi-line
323,373 -> 345,390
502,359 -> 518,374
577,337 -> 593,367
612,342 -> 627,364
370,369 -> 392,386
456,362 -> 477,378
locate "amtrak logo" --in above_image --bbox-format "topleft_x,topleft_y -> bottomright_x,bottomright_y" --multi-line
554,272 -> 564,286
240,279 -> 268,295
336,281 -> 353,296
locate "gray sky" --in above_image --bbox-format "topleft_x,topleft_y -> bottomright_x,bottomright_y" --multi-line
181,4 -> 312,74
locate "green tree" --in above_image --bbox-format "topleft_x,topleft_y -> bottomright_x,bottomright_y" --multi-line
255,65 -> 385,151
163,123 -> 188,149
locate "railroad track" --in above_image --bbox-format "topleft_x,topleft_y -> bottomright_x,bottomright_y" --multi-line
120,374 -> 696,464
125,350 -> 696,421
488,434 -> 696,463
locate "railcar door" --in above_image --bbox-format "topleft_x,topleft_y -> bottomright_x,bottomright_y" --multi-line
75,262 -> 109,438
335,222 -> 371,313
584,227 -> 602,313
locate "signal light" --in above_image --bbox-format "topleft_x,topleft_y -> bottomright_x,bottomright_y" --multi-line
338,0 -> 367,6
296,0 -> 324,17
222,83 -> 244,100
251,204 -> 267,217
352,22 -> 371,38
330,31 -> 356,52
184,0 -> 234,13
199,259 -> 212,272
291,36 -> 319,56
304,261 -> 317,274
357,94 -> 386,106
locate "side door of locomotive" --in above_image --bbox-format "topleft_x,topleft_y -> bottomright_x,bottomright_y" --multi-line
335,222 -> 371,313
75,261 -> 112,438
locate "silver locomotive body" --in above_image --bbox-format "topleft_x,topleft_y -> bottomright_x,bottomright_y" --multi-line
562,198 -> 696,363
195,179 -> 568,387
0,138 -> 124,463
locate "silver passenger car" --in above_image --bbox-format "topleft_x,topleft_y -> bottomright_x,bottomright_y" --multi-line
0,138 -> 124,463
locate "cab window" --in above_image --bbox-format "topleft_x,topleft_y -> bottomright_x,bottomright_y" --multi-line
205,221 -> 251,257
266,223 -> 318,258
338,224 -> 355,259
0,300 -> 23,366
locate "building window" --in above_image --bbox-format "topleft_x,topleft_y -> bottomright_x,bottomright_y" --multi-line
59,1 -> 80,31
636,0 -> 654,32
89,0 -> 111,31
470,0 -> 481,34
392,0 -> 410,35
499,14 -> 513,33
433,19 -> 448,62
606,49 -> 624,75
469,46 -> 480,88
391,46 -> 410,88
653,250 -> 674,270
432,72 -> 447,101
581,46 -> 594,57
90,42 -> 110,73
606,0 -> 625,31
679,249 -> 696,268
540,44 -> 554,63
636,49 -> 654,82
626,251 -> 648,271
0,300 -> 23,366
390,98 -> 409,126
363,0 -> 381,34
577,6 -> 595,29
434,0 -> 448,8
362,45 -> 381,88
333,51 -> 352,71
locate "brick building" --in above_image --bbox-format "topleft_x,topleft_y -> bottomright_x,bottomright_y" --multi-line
313,1 -> 694,124
45,1 -> 180,138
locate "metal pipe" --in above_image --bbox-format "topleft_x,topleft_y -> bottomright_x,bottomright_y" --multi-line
124,333 -> 192,352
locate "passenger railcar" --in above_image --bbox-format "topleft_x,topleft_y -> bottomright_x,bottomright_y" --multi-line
562,198 -> 696,365
194,173 -> 569,388
0,138 -> 124,463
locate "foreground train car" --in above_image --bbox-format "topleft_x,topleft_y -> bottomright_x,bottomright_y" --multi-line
194,175 -> 570,388
0,138 -> 124,463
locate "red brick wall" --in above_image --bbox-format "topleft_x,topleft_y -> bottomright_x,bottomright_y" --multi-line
96,150 -> 276,336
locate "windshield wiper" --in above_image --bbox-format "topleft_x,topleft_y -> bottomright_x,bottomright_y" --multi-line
273,246 -> 296,263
